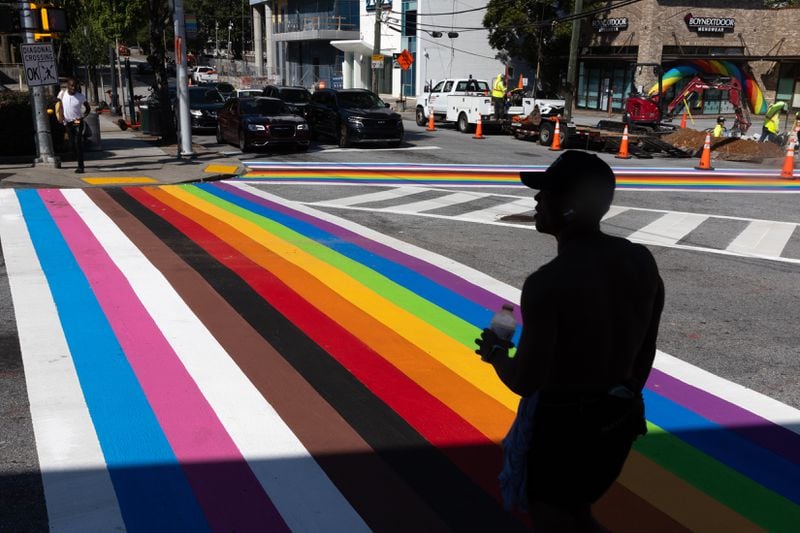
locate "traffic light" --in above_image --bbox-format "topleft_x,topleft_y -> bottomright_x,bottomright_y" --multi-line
28,3 -> 67,40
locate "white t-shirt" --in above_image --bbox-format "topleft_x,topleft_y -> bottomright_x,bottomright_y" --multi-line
58,89 -> 87,123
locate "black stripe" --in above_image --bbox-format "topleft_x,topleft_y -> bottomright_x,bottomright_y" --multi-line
0,230 -> 49,531
107,187 -> 524,531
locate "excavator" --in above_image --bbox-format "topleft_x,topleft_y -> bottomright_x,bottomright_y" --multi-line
625,72 -> 752,135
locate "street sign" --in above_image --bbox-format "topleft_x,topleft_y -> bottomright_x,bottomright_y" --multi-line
20,43 -> 58,87
371,54 -> 384,69
396,49 -> 413,71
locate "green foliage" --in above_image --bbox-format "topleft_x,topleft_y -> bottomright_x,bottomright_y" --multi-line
185,0 -> 248,57
61,0 -> 148,66
0,91 -> 64,156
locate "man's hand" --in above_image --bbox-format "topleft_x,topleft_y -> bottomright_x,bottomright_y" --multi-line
474,328 -> 514,362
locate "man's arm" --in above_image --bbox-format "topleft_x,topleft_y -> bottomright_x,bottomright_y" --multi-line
486,274 -> 557,396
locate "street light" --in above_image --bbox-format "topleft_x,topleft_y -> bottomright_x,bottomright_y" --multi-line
228,21 -> 233,57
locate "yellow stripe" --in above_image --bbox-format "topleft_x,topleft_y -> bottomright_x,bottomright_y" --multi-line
82,177 -> 158,185
164,186 -> 520,414
204,164 -> 240,174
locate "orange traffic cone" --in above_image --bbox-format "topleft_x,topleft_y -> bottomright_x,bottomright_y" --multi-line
680,111 -> 687,129
473,112 -> 485,139
615,125 -> 631,159
780,134 -> 796,179
426,107 -> 436,131
695,132 -> 714,171
549,117 -> 562,151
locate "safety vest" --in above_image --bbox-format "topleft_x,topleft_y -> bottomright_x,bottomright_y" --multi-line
712,124 -> 725,138
492,76 -> 506,98
766,113 -> 780,134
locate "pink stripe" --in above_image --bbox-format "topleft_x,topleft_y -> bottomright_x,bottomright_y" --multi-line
40,190 -> 288,532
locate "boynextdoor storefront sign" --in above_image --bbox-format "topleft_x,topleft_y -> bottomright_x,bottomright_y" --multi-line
684,13 -> 735,34
592,18 -> 629,33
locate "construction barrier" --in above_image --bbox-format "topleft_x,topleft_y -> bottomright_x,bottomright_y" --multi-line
549,117 -> 562,151
473,112 -> 485,140
615,125 -> 631,159
780,132 -> 796,179
695,132 -> 714,171
680,111 -> 687,129
426,107 -> 436,132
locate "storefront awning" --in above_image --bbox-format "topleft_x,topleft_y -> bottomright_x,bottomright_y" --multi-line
330,39 -> 395,55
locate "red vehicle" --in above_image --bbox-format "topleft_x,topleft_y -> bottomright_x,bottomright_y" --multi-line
626,71 -> 752,134
216,97 -> 310,152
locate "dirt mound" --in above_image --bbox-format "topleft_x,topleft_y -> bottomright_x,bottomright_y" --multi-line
661,128 -> 785,162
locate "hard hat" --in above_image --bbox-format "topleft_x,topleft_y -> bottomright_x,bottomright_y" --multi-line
717,116 -> 725,123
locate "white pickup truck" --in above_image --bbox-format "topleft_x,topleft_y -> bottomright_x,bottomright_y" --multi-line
416,78 -> 565,133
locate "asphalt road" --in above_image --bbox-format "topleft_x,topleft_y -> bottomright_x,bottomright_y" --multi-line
1,108 -> 798,530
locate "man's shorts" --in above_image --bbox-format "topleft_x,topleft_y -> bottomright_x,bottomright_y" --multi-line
526,393 -> 645,509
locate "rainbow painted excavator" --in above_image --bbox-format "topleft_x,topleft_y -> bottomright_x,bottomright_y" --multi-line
625,65 -> 752,135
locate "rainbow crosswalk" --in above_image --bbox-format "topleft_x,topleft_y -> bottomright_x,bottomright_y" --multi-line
1,183 -> 798,531
239,162 -> 800,191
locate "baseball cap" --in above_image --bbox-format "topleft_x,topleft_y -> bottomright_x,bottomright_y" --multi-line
520,150 -> 616,196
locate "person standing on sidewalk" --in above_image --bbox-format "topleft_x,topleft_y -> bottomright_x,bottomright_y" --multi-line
475,150 -> 664,531
57,78 -> 91,173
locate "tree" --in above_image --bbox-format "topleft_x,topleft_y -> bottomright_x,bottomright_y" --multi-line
185,0 -> 247,58
483,0 -> 573,92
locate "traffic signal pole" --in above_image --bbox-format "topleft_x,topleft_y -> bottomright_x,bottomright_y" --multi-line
19,0 -> 59,167
173,0 -> 193,157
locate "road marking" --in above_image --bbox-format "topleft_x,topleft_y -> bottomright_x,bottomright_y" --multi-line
64,190 -> 369,532
204,163 -> 239,174
82,177 -> 158,185
0,190 -> 126,531
628,212 -> 709,246
321,186 -> 428,207
726,220 -> 797,257
455,197 -> 533,223
322,145 -> 441,153
390,191 -> 482,213
602,205 -> 629,220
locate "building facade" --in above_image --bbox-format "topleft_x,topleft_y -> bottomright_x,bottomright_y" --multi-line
249,0 -> 516,96
577,1 -> 800,115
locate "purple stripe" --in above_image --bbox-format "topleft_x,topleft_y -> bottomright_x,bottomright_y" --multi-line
216,182 -> 517,318
646,368 -> 800,465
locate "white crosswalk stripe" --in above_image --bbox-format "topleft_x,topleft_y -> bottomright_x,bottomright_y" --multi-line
726,220 -> 797,257
391,192 -> 481,213
302,186 -> 799,262
455,198 -> 534,222
628,213 -> 709,246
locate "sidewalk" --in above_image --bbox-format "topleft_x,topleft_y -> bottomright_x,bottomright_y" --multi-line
0,112 -> 242,189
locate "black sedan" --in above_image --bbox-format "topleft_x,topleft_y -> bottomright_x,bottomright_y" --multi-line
263,85 -> 312,119
309,88 -> 403,148
176,86 -> 225,132
216,97 -> 310,152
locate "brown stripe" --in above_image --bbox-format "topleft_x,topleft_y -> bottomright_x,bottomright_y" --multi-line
594,482 -> 689,532
87,188 -> 450,532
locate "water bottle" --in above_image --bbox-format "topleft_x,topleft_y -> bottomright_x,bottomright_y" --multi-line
490,303 -> 517,341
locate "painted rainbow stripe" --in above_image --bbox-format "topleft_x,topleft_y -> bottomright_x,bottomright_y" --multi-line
1,184 -> 798,531
239,162 -> 800,191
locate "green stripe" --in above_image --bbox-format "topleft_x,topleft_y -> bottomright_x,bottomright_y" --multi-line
636,422 -> 800,531
184,186 -> 480,348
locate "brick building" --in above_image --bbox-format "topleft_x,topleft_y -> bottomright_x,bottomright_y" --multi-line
577,0 -> 800,115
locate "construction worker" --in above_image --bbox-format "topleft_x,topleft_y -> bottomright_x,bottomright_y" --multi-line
712,116 -> 726,138
759,101 -> 787,145
492,73 -> 507,119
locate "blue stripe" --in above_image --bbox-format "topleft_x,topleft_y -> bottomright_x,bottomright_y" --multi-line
17,190 -> 210,532
644,388 -> 800,504
197,183 -> 499,331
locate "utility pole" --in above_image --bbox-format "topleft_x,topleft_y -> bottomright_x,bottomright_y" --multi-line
564,0 -> 583,123
371,1 -> 381,93
173,0 -> 193,156
18,0 -> 59,167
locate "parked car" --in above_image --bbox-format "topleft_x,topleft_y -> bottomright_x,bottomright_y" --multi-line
235,88 -> 264,99
309,88 -> 403,148
262,85 -> 312,119
216,96 -> 310,152
199,81 -> 235,99
175,86 -> 225,132
192,66 -> 218,83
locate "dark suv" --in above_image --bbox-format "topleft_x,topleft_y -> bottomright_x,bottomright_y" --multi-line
309,89 -> 403,148
262,85 -> 312,119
